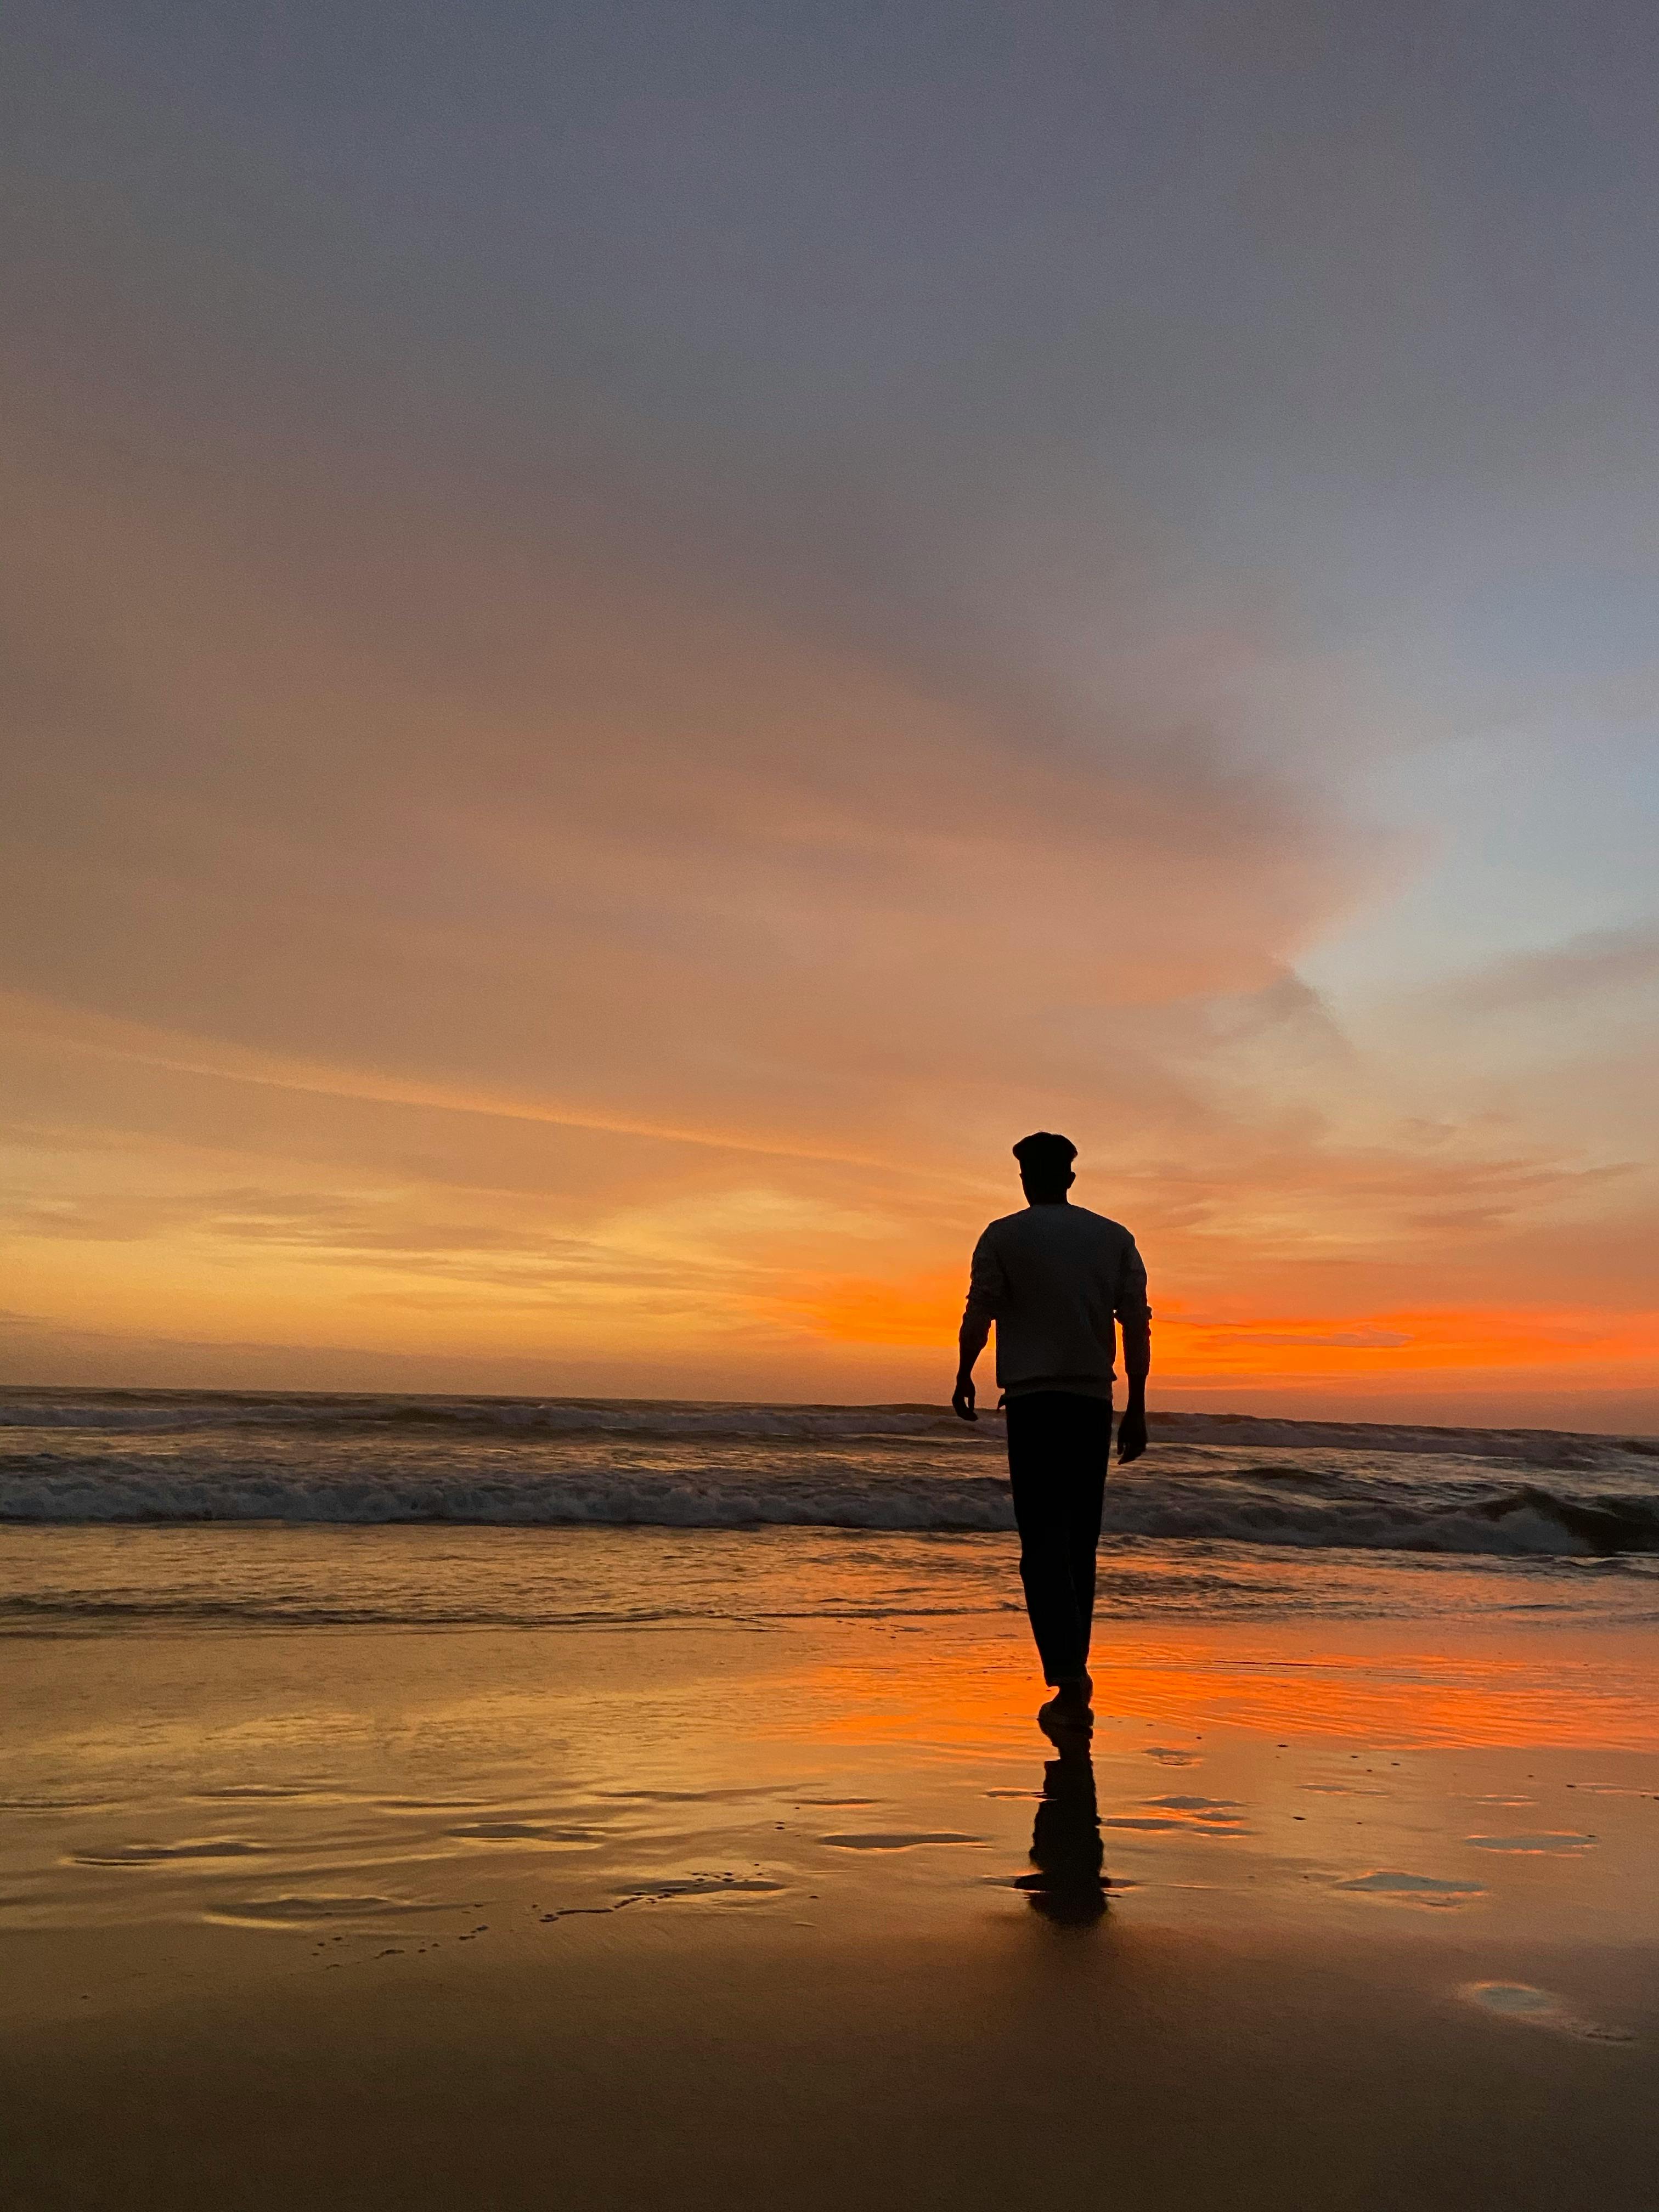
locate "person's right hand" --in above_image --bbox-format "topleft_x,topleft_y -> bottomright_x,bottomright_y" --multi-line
1116,1401 -> 1147,1463
952,1373 -> 978,1422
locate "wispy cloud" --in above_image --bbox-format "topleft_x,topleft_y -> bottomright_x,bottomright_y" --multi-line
1429,926 -> 1659,1020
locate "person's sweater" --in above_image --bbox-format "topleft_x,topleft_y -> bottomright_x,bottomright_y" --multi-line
961,1203 -> 1149,1401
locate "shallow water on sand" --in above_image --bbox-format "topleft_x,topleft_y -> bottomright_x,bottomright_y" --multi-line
5,1518 -> 1659,1640
7,1553 -> 1658,2212
7,1585 -> 1658,1965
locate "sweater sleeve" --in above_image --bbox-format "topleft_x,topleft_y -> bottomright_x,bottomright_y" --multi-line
1114,1235 -> 1152,1326
961,1229 -> 1007,1335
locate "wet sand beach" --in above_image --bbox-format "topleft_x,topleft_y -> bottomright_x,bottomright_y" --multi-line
5,1547 -> 1658,2211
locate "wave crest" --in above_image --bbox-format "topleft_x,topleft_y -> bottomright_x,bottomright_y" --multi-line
3,1460 -> 1658,1555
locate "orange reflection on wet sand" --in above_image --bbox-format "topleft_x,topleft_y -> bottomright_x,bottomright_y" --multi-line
791,1619 -> 1659,1757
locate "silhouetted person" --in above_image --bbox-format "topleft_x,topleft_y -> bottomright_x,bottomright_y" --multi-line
953,1132 -> 1150,1733
1017,1738 -> 1109,1926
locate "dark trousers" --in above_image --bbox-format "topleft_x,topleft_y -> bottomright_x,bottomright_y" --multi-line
1005,1391 -> 1111,1686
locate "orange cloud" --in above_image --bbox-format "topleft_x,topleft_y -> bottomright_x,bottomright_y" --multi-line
777,1271 -> 967,1347
1156,1305 -> 1659,1380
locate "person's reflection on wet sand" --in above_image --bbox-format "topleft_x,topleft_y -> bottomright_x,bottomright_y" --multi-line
1014,1733 -> 1108,1925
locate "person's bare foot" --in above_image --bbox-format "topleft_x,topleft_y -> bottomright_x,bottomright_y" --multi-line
1039,1698 -> 1091,1743
1039,1673 -> 1094,1739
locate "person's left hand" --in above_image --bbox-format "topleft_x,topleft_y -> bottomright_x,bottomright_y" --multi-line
1116,1402 -> 1147,1463
952,1373 -> 978,1422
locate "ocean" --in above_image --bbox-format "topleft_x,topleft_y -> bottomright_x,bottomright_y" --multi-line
5,1388 -> 1657,1636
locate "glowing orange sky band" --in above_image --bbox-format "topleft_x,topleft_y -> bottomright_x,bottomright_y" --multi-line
790,1273 -> 1659,1373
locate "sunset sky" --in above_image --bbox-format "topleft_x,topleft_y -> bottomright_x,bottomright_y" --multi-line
4,2 -> 1656,1423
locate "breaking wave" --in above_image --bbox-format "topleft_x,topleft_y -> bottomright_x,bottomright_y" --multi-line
2,1389 -> 1656,1558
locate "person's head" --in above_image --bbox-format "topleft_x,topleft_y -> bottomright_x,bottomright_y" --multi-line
1013,1131 -> 1076,1205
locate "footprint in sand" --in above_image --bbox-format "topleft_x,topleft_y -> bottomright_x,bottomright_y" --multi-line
69,1841 -> 266,1866
207,1894 -> 462,1927
1109,1798 -> 1252,1836
446,1820 -> 605,1846
1460,1982 -> 1634,2043
1465,1832 -> 1595,1854
819,1831 -> 983,1851
1336,1871 -> 1484,1905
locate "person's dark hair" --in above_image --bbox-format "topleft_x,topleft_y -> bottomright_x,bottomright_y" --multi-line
1013,1131 -> 1077,1177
